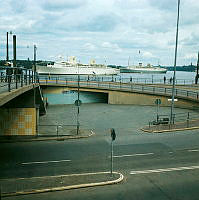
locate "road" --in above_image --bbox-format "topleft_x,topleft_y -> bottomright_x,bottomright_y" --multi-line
1,104 -> 199,199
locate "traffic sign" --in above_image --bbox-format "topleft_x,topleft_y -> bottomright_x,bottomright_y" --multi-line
111,128 -> 116,141
75,100 -> 82,106
155,99 -> 161,105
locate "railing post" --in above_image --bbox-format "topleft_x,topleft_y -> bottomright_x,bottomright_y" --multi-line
25,69 -> 27,85
187,91 -> 189,97
187,112 -> 190,128
21,74 -> 23,87
8,75 -> 11,92
165,87 -> 166,94
29,70 -> 31,84
15,74 -> 18,89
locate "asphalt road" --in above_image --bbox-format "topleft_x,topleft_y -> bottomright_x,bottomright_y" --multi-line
1,103 -> 199,199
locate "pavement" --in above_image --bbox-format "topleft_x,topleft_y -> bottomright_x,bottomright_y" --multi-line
0,129 -> 94,143
141,119 -> 199,133
0,171 -> 124,198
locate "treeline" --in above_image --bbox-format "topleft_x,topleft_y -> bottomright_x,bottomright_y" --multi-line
165,65 -> 197,72
0,60 -> 51,69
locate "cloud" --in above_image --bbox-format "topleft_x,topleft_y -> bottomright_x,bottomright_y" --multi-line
0,0 -> 199,65
41,0 -> 87,11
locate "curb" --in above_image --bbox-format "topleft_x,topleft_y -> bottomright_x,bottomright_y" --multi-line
141,126 -> 199,133
0,130 -> 95,143
1,171 -> 124,197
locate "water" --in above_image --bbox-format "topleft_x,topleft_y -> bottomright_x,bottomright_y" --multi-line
43,89 -> 107,105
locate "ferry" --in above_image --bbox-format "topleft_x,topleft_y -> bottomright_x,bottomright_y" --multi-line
36,56 -> 119,75
120,63 -> 167,74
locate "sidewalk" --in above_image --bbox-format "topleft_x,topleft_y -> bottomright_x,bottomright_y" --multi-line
141,119 -> 199,133
0,129 -> 94,143
0,172 -> 124,197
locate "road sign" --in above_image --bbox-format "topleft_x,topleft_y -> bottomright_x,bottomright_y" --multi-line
111,128 -> 116,141
75,100 -> 82,106
168,99 -> 178,102
155,99 -> 161,105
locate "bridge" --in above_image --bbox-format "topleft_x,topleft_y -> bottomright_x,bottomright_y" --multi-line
39,76 -> 199,109
0,73 -> 199,138
0,70 -> 46,138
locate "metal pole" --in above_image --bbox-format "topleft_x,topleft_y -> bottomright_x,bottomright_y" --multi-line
111,140 -> 113,175
6,32 -> 9,61
33,45 -> 37,83
170,0 -> 180,124
77,67 -> 80,135
13,35 -> 16,67
195,52 -> 199,84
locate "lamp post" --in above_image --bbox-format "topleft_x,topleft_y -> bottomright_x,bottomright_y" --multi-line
170,0 -> 180,124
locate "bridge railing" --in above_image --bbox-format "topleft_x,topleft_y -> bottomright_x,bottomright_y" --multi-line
148,111 -> 199,131
38,75 -> 195,85
0,67 -> 37,93
39,77 -> 199,102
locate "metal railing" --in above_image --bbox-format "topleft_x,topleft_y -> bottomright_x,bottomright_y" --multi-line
0,67 -> 37,93
38,124 -> 79,137
38,77 -> 199,102
38,74 -> 196,85
148,111 -> 199,131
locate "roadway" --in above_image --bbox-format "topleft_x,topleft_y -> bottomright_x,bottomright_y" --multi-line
1,104 -> 199,199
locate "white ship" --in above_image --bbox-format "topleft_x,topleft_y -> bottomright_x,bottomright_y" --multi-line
36,56 -> 119,75
120,63 -> 167,74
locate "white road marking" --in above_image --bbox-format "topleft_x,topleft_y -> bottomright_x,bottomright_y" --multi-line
130,165 -> 199,175
113,153 -> 154,158
188,149 -> 199,152
21,159 -> 71,165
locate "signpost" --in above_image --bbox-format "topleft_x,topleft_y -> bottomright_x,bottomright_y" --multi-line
155,99 -> 161,122
110,128 -> 116,175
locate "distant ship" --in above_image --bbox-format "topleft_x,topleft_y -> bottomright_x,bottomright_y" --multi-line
120,63 -> 167,74
36,56 -> 119,75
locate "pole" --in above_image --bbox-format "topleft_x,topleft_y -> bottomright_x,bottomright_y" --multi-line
6,32 -> 9,61
170,0 -> 180,124
77,64 -> 80,135
157,103 -> 159,122
111,140 -> 113,175
33,45 -> 37,83
13,35 -> 16,67
195,52 -> 199,84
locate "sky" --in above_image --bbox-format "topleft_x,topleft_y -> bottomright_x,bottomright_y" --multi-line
0,0 -> 199,66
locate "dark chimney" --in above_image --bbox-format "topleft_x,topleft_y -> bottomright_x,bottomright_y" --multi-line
13,35 -> 16,67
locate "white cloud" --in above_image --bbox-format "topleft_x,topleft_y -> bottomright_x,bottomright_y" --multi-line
0,0 -> 199,65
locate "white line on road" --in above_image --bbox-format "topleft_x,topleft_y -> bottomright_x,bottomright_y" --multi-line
188,149 -> 199,152
113,153 -> 154,158
130,165 -> 199,175
21,159 -> 71,165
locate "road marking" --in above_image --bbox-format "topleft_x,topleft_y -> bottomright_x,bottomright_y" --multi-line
21,159 -> 71,165
130,165 -> 199,175
113,153 -> 154,158
188,149 -> 199,152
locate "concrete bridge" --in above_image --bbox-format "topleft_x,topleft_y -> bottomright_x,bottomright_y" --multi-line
0,75 -> 46,138
39,77 -> 199,110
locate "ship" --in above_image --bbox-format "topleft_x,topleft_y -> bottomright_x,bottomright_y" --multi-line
36,56 -> 119,75
120,63 -> 167,74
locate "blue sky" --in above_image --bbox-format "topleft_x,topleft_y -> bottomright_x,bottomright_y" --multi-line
0,0 -> 199,66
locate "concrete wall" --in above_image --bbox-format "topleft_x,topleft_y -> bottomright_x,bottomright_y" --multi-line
108,91 -> 199,110
0,108 -> 36,136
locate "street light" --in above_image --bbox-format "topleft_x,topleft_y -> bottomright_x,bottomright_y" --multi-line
170,0 -> 180,124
